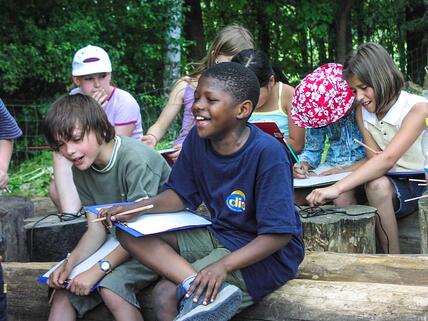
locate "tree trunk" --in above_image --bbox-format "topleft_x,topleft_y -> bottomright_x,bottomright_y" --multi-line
163,0 -> 182,94
406,0 -> 428,85
335,0 -> 353,64
4,256 -> 428,321
183,0 -> 205,61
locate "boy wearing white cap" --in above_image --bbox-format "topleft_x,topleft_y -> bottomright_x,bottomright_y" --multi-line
50,45 -> 143,214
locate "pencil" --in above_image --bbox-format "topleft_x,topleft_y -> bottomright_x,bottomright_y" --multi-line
91,204 -> 154,223
353,138 -> 381,154
283,139 -> 299,163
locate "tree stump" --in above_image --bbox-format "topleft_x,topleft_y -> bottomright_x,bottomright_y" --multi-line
419,192 -> 428,254
0,196 -> 34,262
24,215 -> 87,262
299,205 -> 376,253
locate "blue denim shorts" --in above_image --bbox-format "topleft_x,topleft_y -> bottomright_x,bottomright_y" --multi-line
390,176 -> 426,218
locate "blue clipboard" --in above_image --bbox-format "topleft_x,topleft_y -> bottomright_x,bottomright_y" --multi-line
85,202 -> 212,238
114,209 -> 212,237
386,170 -> 424,177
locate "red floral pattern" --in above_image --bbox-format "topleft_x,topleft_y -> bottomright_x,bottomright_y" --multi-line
291,63 -> 354,128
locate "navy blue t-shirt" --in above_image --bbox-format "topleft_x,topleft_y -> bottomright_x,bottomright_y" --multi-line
165,123 -> 304,302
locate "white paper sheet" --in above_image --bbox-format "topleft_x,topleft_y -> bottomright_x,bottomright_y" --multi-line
39,235 -> 120,282
294,172 -> 351,188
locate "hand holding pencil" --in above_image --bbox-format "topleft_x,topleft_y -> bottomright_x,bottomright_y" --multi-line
94,204 -> 154,228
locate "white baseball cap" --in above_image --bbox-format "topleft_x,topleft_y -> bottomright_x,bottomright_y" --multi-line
72,45 -> 112,76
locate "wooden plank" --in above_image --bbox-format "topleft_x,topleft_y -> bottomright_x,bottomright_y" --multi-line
235,279 -> 428,321
4,254 -> 428,321
298,252 -> 428,286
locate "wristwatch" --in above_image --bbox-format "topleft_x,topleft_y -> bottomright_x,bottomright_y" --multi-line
98,259 -> 112,274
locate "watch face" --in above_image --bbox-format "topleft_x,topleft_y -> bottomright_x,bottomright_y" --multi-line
100,260 -> 111,271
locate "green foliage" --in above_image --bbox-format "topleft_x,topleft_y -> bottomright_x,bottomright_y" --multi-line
7,150 -> 52,197
0,0 -> 175,99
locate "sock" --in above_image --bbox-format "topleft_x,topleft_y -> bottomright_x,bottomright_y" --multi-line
181,273 -> 197,292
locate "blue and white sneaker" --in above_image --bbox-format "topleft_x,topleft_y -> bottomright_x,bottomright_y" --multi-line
173,282 -> 242,321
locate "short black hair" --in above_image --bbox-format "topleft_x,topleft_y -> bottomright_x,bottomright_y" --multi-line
43,94 -> 115,151
201,62 -> 260,110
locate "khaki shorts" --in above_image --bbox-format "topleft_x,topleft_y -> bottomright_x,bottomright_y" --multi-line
176,227 -> 254,311
68,258 -> 158,318
68,227 -> 254,317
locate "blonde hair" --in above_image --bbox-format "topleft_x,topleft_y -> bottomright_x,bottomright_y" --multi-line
343,42 -> 404,115
188,24 -> 255,78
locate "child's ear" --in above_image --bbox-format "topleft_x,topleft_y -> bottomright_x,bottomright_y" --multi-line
72,76 -> 80,86
236,100 -> 253,120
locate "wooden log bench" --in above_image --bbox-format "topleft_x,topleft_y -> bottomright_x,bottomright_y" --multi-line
4,252 -> 428,321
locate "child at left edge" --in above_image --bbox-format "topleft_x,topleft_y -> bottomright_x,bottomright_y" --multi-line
42,94 -> 171,321
100,62 -> 304,321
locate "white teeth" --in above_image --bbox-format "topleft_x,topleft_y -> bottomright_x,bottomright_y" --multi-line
196,116 -> 205,120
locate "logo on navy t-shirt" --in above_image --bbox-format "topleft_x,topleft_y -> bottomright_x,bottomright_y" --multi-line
226,190 -> 246,212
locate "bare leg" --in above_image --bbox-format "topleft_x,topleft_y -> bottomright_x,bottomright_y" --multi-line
333,189 -> 357,206
51,153 -> 81,213
48,289 -> 76,321
117,230 -> 196,284
153,279 -> 179,321
99,287 -> 144,321
365,176 -> 400,254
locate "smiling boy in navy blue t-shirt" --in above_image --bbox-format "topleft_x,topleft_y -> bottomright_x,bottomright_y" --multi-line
101,62 -> 304,321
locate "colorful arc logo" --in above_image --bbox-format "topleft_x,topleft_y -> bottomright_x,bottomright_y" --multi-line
226,190 -> 246,213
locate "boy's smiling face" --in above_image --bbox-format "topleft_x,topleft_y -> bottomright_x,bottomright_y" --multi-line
57,127 -> 104,170
192,76 -> 243,141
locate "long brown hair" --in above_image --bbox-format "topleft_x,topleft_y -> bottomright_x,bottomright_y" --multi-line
187,24 -> 255,78
343,42 -> 404,115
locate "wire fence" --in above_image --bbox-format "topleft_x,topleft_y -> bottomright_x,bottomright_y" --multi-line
5,89 -> 181,168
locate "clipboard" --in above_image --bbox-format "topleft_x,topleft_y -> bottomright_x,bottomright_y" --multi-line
294,172 -> 352,188
38,235 -> 120,288
85,202 -> 212,238
252,121 -> 285,145
386,170 -> 424,177
158,148 -> 177,166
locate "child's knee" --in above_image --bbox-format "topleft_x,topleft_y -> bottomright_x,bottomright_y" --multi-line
51,289 -> 70,306
99,287 -> 122,309
153,279 -> 178,320
365,176 -> 393,196
153,279 -> 177,302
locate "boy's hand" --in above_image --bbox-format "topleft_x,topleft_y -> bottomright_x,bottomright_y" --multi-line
187,261 -> 228,305
99,204 -> 139,228
306,185 -> 340,206
167,144 -> 182,163
48,261 -> 71,289
67,270 -> 101,296
91,89 -> 109,108
141,134 -> 157,147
